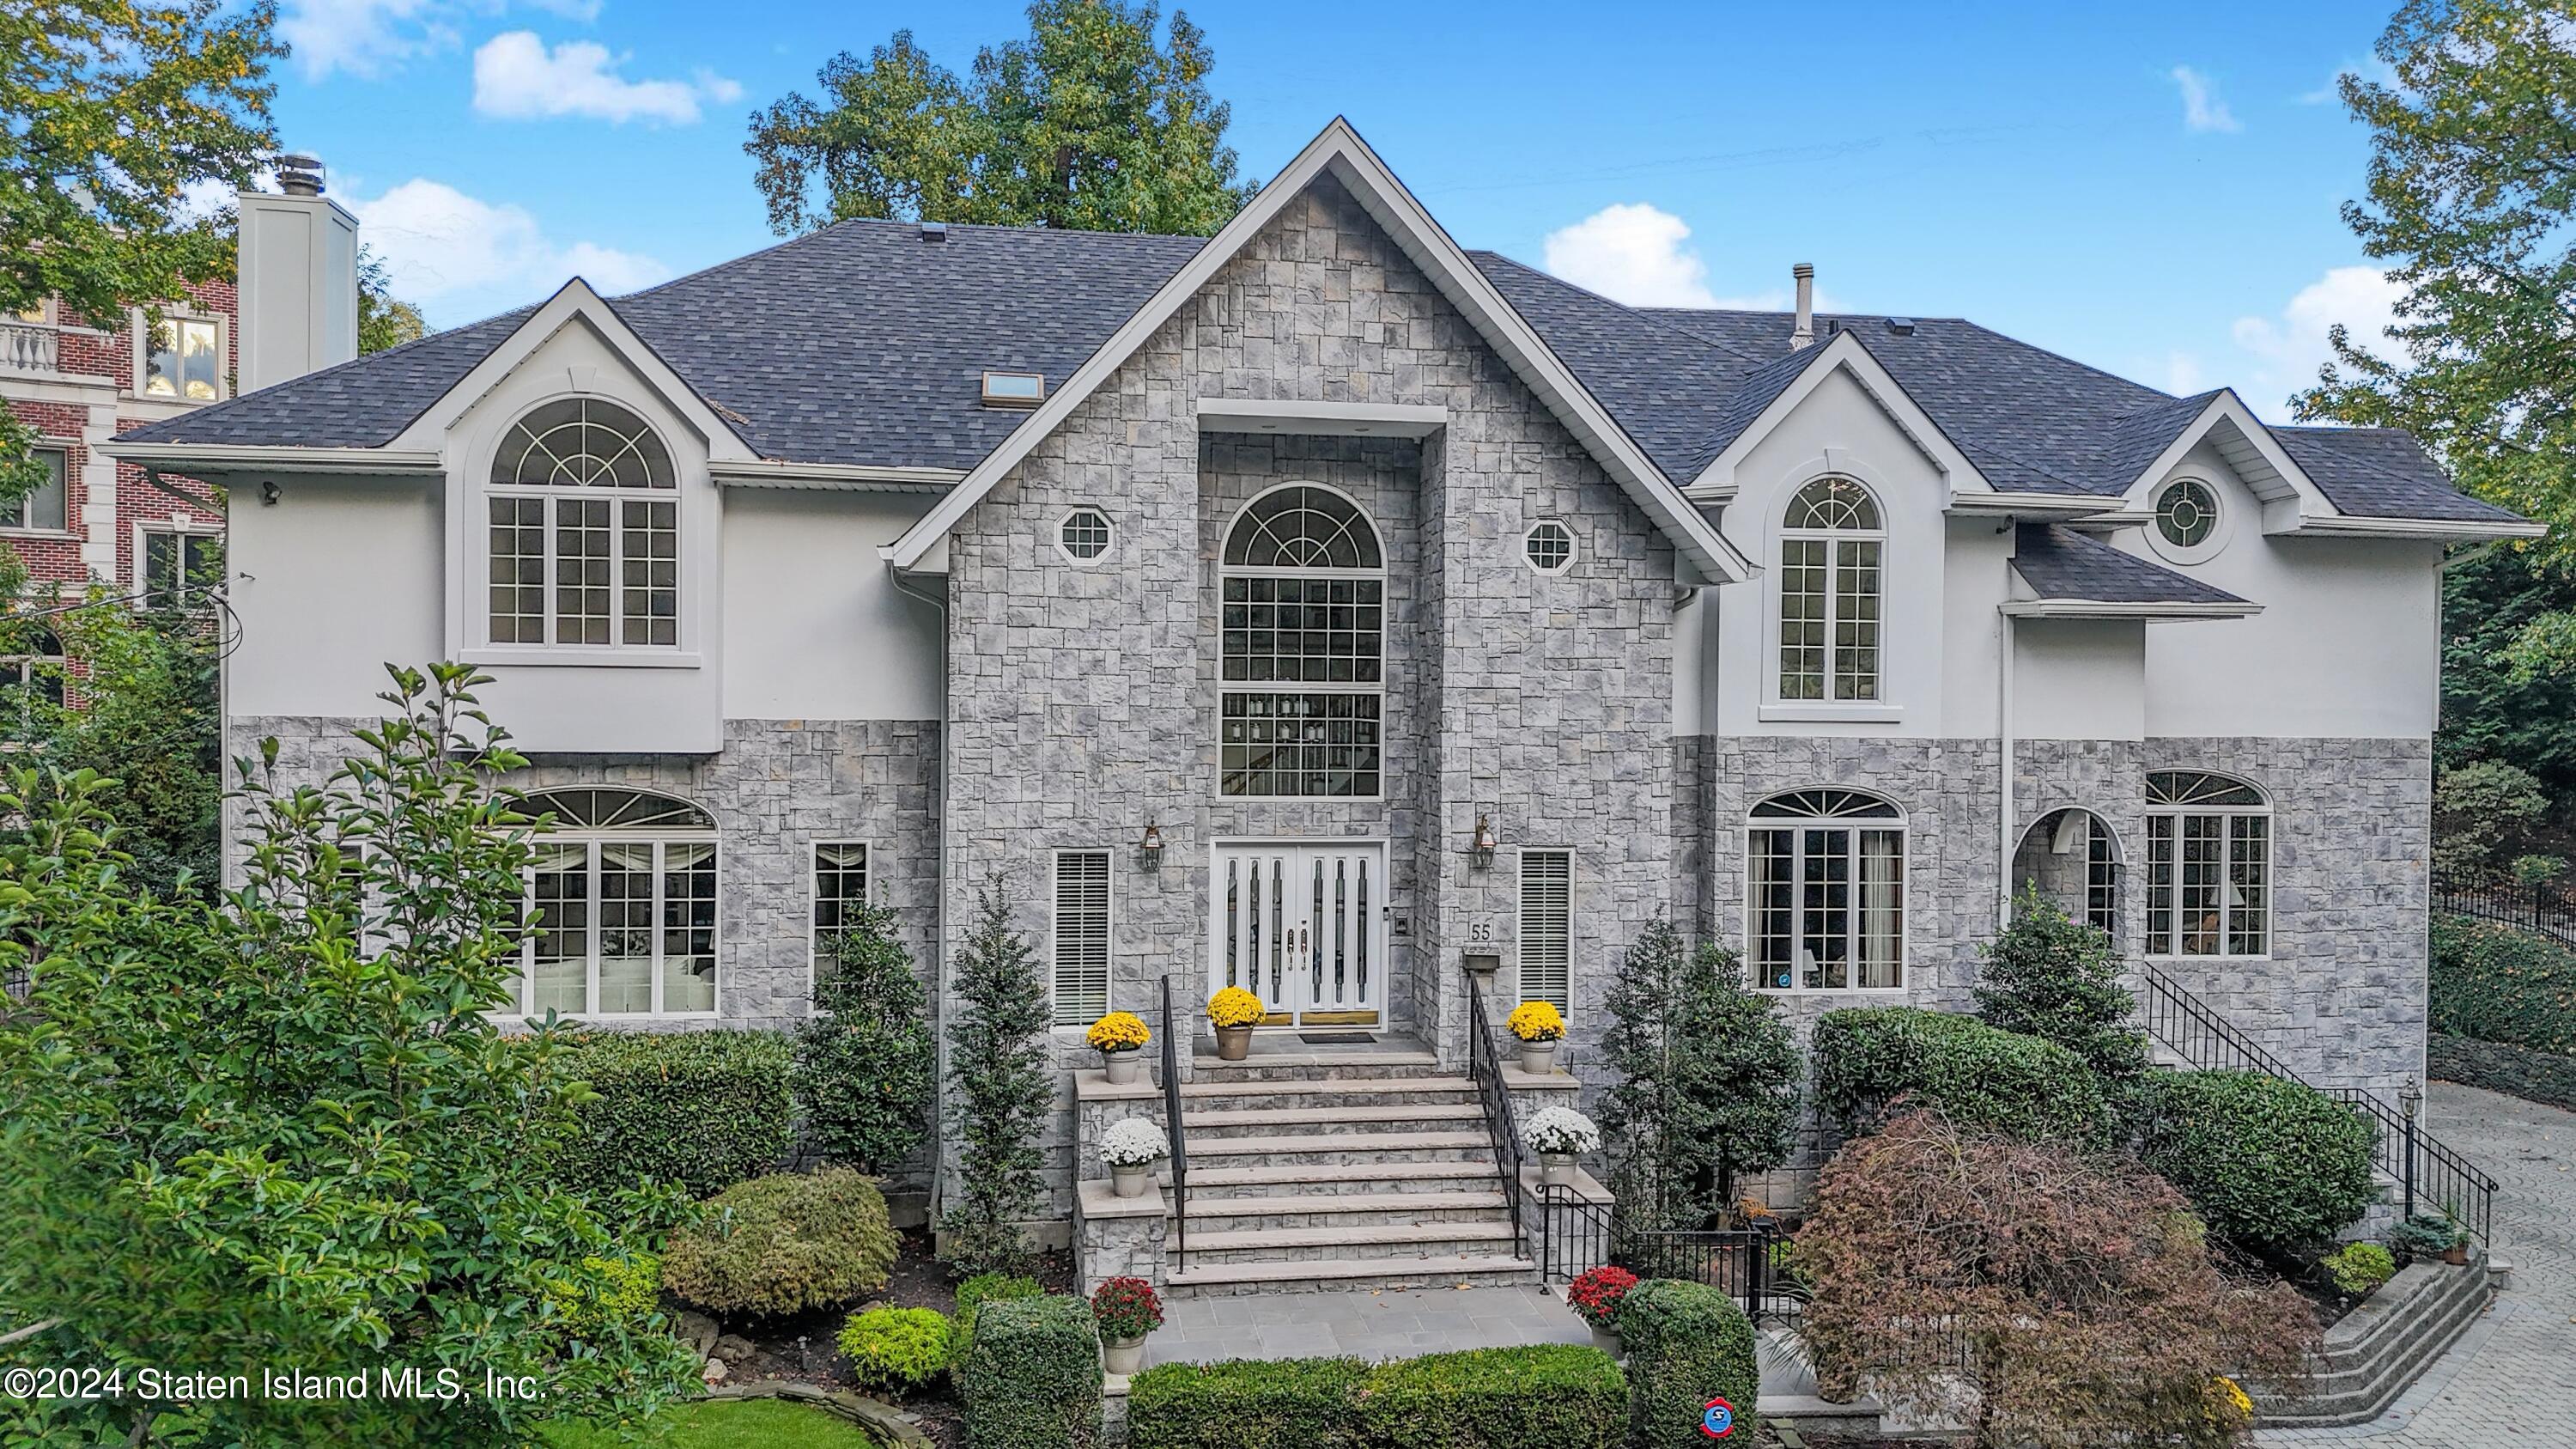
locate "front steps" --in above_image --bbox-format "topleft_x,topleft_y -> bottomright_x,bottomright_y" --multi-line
2254,1254 -> 2504,1428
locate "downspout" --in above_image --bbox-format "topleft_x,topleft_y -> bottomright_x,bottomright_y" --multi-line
889,562 -> 951,1222
1997,518 -> 2017,932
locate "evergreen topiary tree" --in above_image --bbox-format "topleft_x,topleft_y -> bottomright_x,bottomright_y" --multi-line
1976,887 -> 2148,1086
1601,916 -> 1691,1224
796,899 -> 936,1176
937,873 -> 1054,1276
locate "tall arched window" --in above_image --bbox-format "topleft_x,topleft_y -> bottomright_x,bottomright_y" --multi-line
513,788 -> 718,1017
1219,484 -> 1386,797
1747,788 -> 1905,991
488,398 -> 679,649
1777,477 -> 1882,703
2145,771 -> 2269,958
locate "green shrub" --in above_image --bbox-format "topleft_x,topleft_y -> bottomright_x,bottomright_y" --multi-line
1619,1280 -> 1760,1449
539,1252 -> 663,1341
797,901 -> 936,1175
1128,1358 -> 1367,1449
2134,1071 -> 2378,1254
835,1306 -> 954,1392
659,1168 -> 896,1317
1976,888 -> 2148,1084
2432,915 -> 2576,1056
2429,1031 -> 2576,1113
1360,1346 -> 1624,1448
2324,1242 -> 2397,1297
2435,759 -> 2549,881
951,1270 -> 1043,1361
548,1030 -> 795,1197
1812,1007 -> 2106,1143
2388,1212 -> 2465,1262
2514,854 -> 2569,887
957,1294 -> 1102,1449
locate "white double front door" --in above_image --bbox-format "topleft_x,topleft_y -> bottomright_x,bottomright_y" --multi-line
1210,841 -> 1388,1026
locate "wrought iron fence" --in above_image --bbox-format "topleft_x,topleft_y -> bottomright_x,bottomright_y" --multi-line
1463,970 -> 1527,1261
1157,973 -> 1189,1275
2436,879 -> 2576,948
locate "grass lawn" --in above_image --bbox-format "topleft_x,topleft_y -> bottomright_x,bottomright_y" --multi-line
541,1397 -> 891,1447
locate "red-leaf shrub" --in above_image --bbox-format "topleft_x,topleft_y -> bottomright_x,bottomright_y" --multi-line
1565,1265 -> 1639,1330
1796,1110 -> 2316,1447
1092,1275 -> 1164,1342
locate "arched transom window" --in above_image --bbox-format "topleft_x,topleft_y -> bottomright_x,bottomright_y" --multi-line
487,398 -> 680,649
513,787 -> 718,1017
2145,771 -> 2269,959
1777,477 -> 1883,703
1219,485 -> 1386,797
1747,788 -> 1905,991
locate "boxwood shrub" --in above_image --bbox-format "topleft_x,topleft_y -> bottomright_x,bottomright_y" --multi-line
2432,915 -> 2576,1056
2134,1069 -> 2377,1254
1127,1348 -> 1620,1449
1128,1357 -> 1367,1449
659,1168 -> 897,1317
1619,1280 -> 1759,1449
547,1030 -> 795,1197
2430,1032 -> 2576,1113
957,1294 -> 1102,1449
1811,1007 -> 2106,1143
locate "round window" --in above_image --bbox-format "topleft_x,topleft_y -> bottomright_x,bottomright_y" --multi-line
1057,508 -> 1113,563
1523,520 -> 1575,575
2155,480 -> 2218,549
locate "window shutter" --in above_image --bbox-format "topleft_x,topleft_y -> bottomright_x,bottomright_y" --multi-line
1518,850 -> 1573,1014
1053,851 -> 1112,1026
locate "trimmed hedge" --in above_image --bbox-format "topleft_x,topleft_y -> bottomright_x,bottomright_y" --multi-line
2432,915 -> 2576,1056
1126,1348 -> 1622,1449
548,1030 -> 795,1197
957,1294 -> 1101,1449
2430,1032 -> 2576,1112
659,1168 -> 897,1318
1812,1007 -> 2106,1143
2134,1069 -> 2377,1254
1620,1280 -> 1759,1449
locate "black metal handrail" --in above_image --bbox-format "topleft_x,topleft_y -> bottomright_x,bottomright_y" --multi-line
1463,970 -> 1526,1261
2437,880 -> 2576,948
1158,973 -> 1188,1275
2139,963 -> 2497,1246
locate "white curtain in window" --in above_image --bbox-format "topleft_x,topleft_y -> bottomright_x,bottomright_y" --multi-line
1858,829 -> 1904,988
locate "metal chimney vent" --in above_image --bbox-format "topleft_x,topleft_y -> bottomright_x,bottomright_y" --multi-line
920,221 -> 948,242
276,154 -> 325,197
1886,317 -> 1917,336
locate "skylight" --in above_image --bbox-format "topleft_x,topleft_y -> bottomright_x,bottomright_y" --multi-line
981,371 -> 1044,407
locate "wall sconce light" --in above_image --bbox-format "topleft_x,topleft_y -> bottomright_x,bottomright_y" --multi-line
1471,813 -> 1498,869
258,479 -> 281,506
1139,821 -> 1164,867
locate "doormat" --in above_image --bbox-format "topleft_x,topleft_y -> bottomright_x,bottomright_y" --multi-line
1299,1032 -> 1376,1045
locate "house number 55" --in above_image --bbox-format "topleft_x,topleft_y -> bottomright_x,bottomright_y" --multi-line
1467,922 -> 1497,944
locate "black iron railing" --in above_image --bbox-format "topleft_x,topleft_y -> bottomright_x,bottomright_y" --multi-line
1463,970 -> 1527,1261
2139,963 -> 2497,1245
2437,880 -> 2576,948
1158,973 -> 1188,1275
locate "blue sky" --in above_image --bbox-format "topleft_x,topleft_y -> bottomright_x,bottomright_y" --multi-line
270,0 -> 2408,420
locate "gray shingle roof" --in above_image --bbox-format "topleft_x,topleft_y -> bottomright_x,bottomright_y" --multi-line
2011,523 -> 2248,606
121,215 -> 2520,528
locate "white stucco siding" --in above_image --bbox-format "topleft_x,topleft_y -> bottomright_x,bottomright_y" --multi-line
227,476 -> 444,717
2013,618 -> 2146,740
721,489 -> 944,721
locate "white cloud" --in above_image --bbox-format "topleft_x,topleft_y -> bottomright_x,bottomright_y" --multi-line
1542,204 -> 1720,308
472,31 -> 737,125
2169,65 -> 2243,133
280,0 -> 453,80
2300,55 -> 2398,105
2226,265 -> 2404,420
351,178 -> 669,319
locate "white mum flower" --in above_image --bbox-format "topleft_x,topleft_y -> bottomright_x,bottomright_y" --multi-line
1099,1117 -> 1170,1167
1522,1105 -> 1601,1155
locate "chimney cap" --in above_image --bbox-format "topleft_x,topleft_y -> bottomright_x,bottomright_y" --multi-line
275,154 -> 325,197
1792,262 -> 1815,280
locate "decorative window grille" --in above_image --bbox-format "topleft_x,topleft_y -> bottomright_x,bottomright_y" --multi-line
1747,788 -> 1905,991
1518,849 -> 1573,1014
1058,508 -> 1113,562
1220,485 -> 1386,797
1523,520 -> 1574,575
1777,477 -> 1883,703
487,398 -> 679,648
510,788 -> 718,1016
2155,480 -> 2219,548
1052,850 -> 1112,1026
812,842 -> 870,985
2145,771 -> 2269,958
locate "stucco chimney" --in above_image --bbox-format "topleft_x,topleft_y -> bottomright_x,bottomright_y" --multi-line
237,154 -> 360,394
1789,263 -> 1816,350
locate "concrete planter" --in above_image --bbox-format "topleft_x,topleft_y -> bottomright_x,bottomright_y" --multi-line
1540,1151 -> 1577,1186
1518,1039 -> 1558,1075
1110,1163 -> 1153,1199
1214,1024 -> 1255,1061
1103,1050 -> 1143,1085
1590,1324 -> 1622,1360
1103,1335 -> 1146,1377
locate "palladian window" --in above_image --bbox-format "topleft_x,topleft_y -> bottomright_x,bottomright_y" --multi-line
2145,771 -> 2269,958
1219,484 -> 1385,797
512,788 -> 718,1017
487,398 -> 679,649
1748,788 -> 1905,991
1777,477 -> 1882,703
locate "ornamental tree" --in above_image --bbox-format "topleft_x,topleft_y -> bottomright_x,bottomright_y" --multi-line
795,898 -> 936,1176
938,873 -> 1055,1276
1796,1111 -> 2316,1448
1975,887 -> 2148,1086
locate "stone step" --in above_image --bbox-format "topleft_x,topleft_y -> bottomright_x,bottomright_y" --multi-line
1182,1160 -> 1504,1199
1163,1253 -> 1539,1298
2312,1260 -> 2488,1373
1182,1129 -> 1495,1167
1176,1221 -> 1524,1265
1184,1190 -> 1514,1228
1179,1103 -> 1487,1138
1188,1049 -> 1447,1082
2254,1259 -> 2497,1427
1169,1075 -> 1479,1111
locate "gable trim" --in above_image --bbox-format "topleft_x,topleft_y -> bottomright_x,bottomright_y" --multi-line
880,118 -> 1751,582
2117,390 -> 2329,523
1684,331 -> 1993,497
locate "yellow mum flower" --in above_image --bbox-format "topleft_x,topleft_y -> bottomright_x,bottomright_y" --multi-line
1207,986 -> 1267,1028
2210,1376 -> 2252,1421
1507,1001 -> 1566,1043
1086,1011 -> 1151,1052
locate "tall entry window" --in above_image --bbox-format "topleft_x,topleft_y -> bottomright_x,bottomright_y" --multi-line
512,788 -> 718,1017
1777,477 -> 1883,703
2146,771 -> 2270,958
1747,788 -> 1905,991
1219,484 -> 1386,797
488,398 -> 679,649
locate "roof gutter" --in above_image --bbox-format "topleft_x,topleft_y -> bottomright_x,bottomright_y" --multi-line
2282,515 -> 2549,542
1947,491 -> 2121,520
710,460 -> 965,493
96,441 -> 444,476
1999,600 -> 2262,620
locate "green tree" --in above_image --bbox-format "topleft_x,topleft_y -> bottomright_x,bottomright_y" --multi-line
1975,888 -> 2149,1086
746,0 -> 1255,237
1601,921 -> 1800,1227
795,900 -> 937,1176
938,874 -> 1054,1276
0,663 -> 698,1445
359,245 -> 427,355
2433,758 -> 2551,883
2437,545 -> 2576,809
0,0 -> 283,494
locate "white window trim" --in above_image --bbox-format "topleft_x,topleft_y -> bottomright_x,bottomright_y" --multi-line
1048,847 -> 1115,1028
470,392 -> 693,665
0,445 -> 74,537
131,515 -> 222,603
808,837 -> 877,998
2143,476 -> 2233,566
1771,475 -> 1889,709
1521,519 -> 1577,576
130,308 -> 227,403
2144,785 -> 2272,962
1516,847 -> 1574,1015
1216,480 -> 1389,804
1740,792 -> 1911,995
1054,506 -> 1116,567
513,816 -> 722,1021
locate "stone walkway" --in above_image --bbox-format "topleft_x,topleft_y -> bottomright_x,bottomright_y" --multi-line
1141,1284 -> 1590,1368
2258,1082 -> 2576,1447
